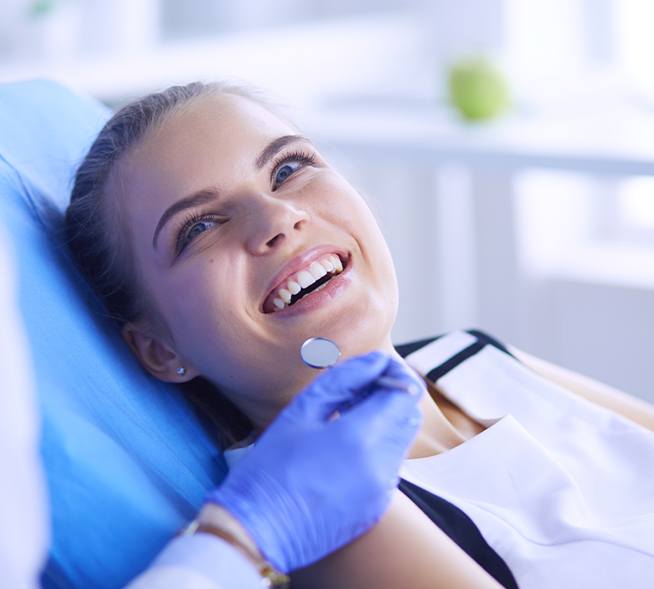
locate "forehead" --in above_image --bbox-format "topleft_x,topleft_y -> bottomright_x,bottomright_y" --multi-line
134,93 -> 294,174
113,93 -> 295,216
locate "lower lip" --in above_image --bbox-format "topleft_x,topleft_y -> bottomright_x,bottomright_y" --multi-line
266,255 -> 353,319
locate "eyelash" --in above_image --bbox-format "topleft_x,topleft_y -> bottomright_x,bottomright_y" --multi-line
174,211 -> 223,255
174,149 -> 317,255
270,149 -> 316,190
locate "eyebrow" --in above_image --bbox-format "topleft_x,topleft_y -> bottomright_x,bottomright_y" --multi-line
152,134 -> 311,250
152,188 -> 218,250
255,134 -> 310,169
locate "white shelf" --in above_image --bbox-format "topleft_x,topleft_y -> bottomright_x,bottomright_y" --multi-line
299,97 -> 654,176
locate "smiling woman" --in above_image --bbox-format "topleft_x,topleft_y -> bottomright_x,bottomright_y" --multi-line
65,81 -> 400,439
64,80 -> 654,589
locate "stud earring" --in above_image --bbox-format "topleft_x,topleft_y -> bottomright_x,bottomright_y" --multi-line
176,367 -> 187,376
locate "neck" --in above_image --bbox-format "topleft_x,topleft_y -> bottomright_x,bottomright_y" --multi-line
382,344 -> 469,459
241,337 -> 465,456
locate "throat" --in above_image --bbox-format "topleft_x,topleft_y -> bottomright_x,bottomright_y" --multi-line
407,377 -> 485,459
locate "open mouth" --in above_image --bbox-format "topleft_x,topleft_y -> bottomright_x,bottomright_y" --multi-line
262,252 -> 351,314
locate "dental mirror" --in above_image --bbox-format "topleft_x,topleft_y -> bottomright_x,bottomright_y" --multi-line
300,336 -> 341,368
300,336 -> 419,394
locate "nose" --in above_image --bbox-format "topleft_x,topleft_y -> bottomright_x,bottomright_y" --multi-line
244,195 -> 310,255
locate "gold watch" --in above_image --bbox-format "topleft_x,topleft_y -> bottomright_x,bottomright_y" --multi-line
179,518 -> 291,588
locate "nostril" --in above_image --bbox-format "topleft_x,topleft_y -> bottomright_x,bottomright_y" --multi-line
266,234 -> 284,248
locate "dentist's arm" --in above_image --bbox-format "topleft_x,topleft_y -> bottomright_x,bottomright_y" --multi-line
127,351 -> 424,588
0,227 -> 49,589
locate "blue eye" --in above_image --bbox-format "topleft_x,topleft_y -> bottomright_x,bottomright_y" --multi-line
186,219 -> 215,240
175,213 -> 221,255
271,150 -> 316,190
275,162 -> 299,185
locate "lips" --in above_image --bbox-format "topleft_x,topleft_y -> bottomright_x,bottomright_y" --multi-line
261,244 -> 350,313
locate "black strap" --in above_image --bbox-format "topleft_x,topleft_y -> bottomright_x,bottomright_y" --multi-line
393,334 -> 442,358
394,329 -> 517,382
394,329 -> 520,588
465,329 -> 515,358
399,479 -> 519,589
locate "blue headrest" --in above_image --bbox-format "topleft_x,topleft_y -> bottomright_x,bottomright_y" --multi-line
0,80 -> 226,588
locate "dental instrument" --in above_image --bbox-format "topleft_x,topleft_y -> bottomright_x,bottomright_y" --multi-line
300,336 -> 419,394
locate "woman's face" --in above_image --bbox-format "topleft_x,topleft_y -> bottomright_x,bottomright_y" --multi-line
114,92 -> 399,428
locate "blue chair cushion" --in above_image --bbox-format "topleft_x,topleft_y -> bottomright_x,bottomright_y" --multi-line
0,80 -> 227,588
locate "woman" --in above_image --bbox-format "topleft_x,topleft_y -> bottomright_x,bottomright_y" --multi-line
64,81 -> 654,588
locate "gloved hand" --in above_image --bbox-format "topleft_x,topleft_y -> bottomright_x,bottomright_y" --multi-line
206,350 -> 424,573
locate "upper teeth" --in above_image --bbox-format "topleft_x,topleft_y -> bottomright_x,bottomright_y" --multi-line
270,253 -> 344,311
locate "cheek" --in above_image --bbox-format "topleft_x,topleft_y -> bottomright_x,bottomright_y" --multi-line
312,173 -> 378,234
354,201 -> 399,308
181,271 -> 236,329
315,172 -> 398,291
171,290 -> 253,375
150,262 -> 233,342
350,198 -> 396,275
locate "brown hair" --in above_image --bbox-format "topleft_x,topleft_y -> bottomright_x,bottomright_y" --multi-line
64,81 -> 286,448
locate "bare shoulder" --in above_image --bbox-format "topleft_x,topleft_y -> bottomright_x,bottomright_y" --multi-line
291,492 -> 503,589
509,345 -> 654,432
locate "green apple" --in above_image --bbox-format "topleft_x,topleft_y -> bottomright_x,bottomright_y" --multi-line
447,56 -> 510,122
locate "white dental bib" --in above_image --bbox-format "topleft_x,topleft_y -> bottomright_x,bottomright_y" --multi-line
400,330 -> 654,588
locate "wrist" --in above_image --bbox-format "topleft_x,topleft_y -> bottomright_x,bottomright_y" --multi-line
197,502 -> 263,563
179,502 -> 290,588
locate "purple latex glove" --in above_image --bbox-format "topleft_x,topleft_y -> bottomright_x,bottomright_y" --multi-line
206,350 -> 424,573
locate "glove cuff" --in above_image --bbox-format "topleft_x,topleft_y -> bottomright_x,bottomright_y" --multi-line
205,482 -> 291,572
178,516 -> 290,587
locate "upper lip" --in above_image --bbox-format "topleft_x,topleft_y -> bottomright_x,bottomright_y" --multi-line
261,244 -> 350,312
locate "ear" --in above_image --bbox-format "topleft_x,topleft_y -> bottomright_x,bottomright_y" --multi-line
121,321 -> 195,382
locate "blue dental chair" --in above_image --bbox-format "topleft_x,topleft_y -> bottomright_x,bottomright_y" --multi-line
0,80 -> 227,588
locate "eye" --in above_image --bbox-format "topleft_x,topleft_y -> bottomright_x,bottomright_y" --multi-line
175,212 -> 222,255
271,150 -> 316,191
275,162 -> 297,185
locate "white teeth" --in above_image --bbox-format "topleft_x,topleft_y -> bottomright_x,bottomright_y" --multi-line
273,298 -> 285,310
297,270 -> 315,289
321,257 -> 335,272
308,261 -> 327,280
267,253 -> 347,313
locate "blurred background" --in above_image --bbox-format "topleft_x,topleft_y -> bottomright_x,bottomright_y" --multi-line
2,0 -> 654,402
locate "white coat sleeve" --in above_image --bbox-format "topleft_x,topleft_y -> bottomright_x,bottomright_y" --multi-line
125,533 -> 263,589
0,226 -> 50,589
